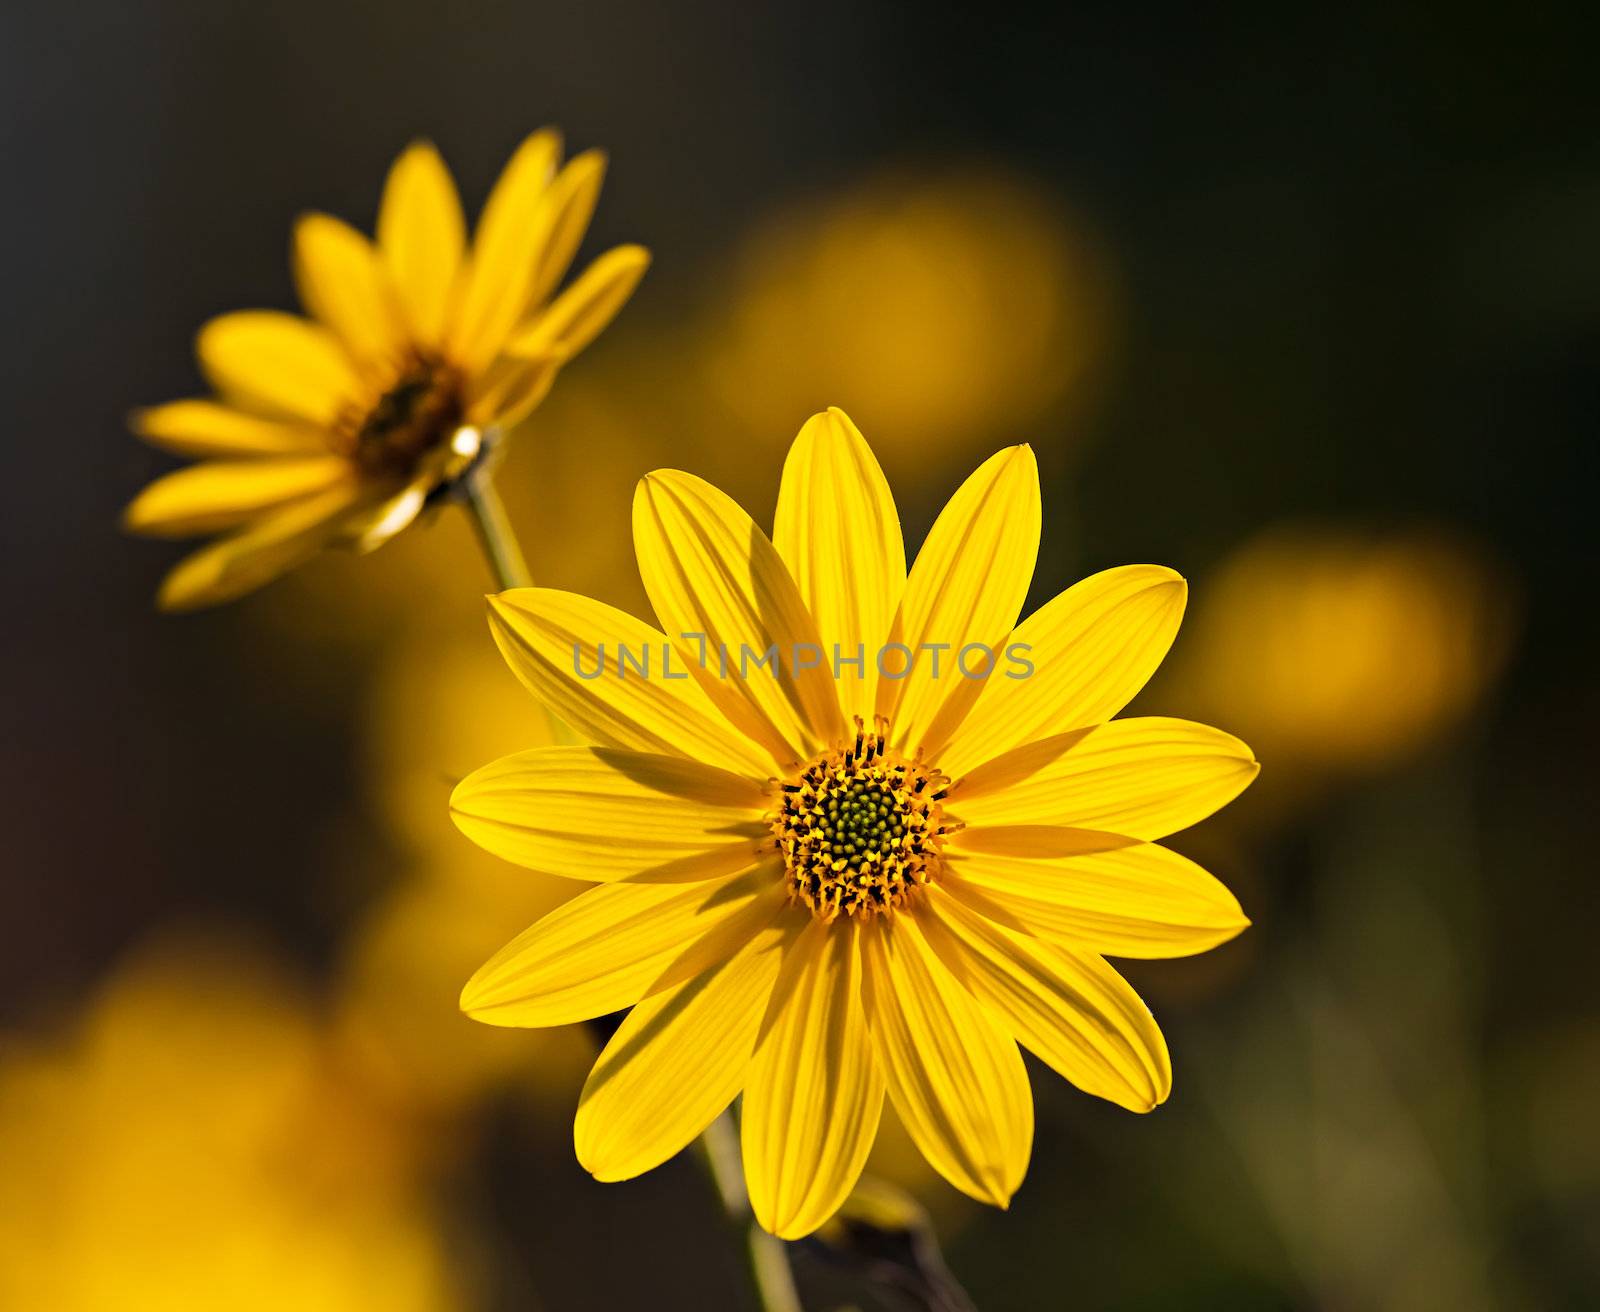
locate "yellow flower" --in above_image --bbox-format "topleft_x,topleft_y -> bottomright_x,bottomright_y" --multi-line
709,167 -> 1110,465
0,929 -> 459,1310
451,408 -> 1257,1238
125,130 -> 649,610
1174,524 -> 1513,773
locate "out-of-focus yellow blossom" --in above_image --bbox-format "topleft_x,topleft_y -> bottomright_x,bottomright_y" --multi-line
337,879 -> 594,1114
1174,525 -> 1514,773
256,378 -> 653,648
364,627 -> 574,876
708,167 -> 1112,466
335,628 -> 589,1112
125,129 -> 647,610
0,930 -> 460,1312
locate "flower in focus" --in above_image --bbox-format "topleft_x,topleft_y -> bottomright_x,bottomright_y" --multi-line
1173,524 -> 1514,773
125,130 -> 649,610
450,407 -> 1256,1238
0,930 -> 459,1311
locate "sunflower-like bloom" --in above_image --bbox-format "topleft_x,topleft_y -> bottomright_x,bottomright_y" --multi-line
126,131 -> 648,610
452,409 -> 1257,1238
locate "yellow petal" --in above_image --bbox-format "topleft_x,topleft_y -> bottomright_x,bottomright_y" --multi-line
292,212 -> 408,369
634,470 -> 846,768
448,128 -> 562,371
506,244 -> 651,360
877,446 -> 1040,760
377,139 -> 466,348
575,917 -> 796,1181
449,745 -> 770,882
860,913 -> 1032,1207
941,565 -> 1187,777
525,149 -> 608,307
334,473 -> 431,554
462,863 -> 784,1027
131,400 -> 329,458
951,717 -> 1258,839
465,355 -> 560,430
743,920 -> 884,1239
197,310 -> 363,427
154,481 -> 361,611
920,889 -> 1171,1111
486,588 -> 773,778
772,409 -> 906,722
942,842 -> 1249,959
123,457 -> 351,538
947,825 -> 1144,861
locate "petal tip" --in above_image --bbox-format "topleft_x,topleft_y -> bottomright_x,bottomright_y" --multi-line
518,125 -> 564,161
155,569 -> 211,614
445,785 -> 476,827
975,1174 -> 1018,1209
615,242 -> 652,270
769,1215 -> 823,1241
575,1121 -> 647,1184
119,498 -> 148,535
484,589 -> 531,621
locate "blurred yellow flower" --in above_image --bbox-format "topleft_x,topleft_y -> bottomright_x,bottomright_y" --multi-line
334,628 -> 589,1112
337,878 -> 593,1115
363,626 -> 575,878
0,930 -> 459,1311
125,130 -> 648,610
450,407 -> 1255,1238
1174,525 -> 1514,772
709,167 -> 1111,464
248,374 -> 655,649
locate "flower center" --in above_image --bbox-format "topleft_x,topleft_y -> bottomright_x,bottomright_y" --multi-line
345,357 -> 466,477
768,718 -> 957,922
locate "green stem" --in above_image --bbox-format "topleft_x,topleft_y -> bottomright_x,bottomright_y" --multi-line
700,1112 -> 803,1312
459,464 -> 799,1312
461,462 -> 532,590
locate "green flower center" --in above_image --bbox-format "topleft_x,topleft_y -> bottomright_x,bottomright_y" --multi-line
769,719 -> 956,922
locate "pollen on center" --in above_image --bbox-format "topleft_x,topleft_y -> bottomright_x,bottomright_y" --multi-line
768,717 -> 958,922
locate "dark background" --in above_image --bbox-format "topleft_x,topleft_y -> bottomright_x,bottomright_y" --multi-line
2,3 -> 1596,1308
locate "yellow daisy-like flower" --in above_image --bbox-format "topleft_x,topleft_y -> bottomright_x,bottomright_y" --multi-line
126,130 -> 648,610
452,408 -> 1257,1239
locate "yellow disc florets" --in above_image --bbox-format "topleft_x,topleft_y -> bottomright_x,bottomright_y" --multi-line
769,717 -> 957,922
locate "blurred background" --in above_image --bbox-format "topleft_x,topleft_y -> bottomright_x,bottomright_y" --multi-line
2,3 -> 1596,1308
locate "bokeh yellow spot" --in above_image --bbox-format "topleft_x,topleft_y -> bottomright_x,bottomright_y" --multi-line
0,929 -> 460,1312
708,166 -> 1113,464
1175,525 -> 1515,773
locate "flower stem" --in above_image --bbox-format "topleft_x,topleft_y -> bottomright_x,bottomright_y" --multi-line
700,1112 -> 802,1312
459,464 -> 799,1312
460,461 -> 532,591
